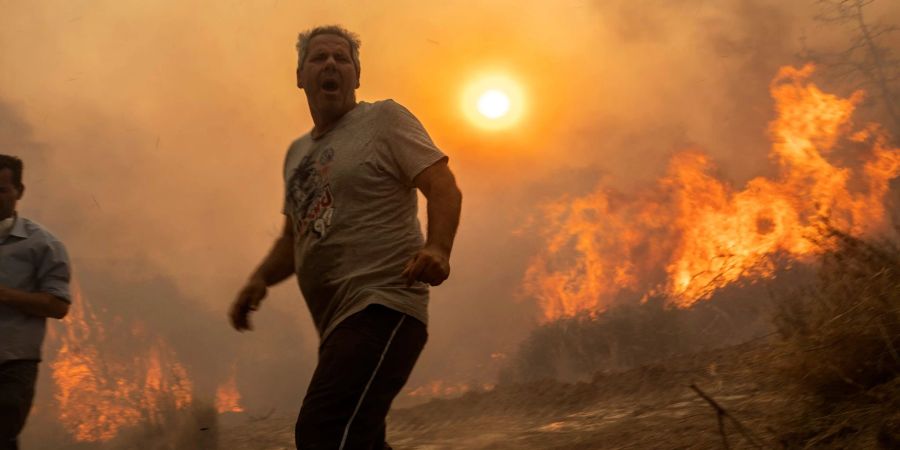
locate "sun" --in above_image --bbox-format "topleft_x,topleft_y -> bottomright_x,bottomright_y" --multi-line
461,73 -> 526,131
477,89 -> 511,119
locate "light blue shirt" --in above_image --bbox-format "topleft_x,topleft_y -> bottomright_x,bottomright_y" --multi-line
0,216 -> 71,363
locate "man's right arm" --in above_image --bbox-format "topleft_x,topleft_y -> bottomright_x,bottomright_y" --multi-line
229,216 -> 295,331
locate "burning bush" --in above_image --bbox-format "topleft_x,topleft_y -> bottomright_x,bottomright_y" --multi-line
521,64 -> 900,332
500,278 -> 784,383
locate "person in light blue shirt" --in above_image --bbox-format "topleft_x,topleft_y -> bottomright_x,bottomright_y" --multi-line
0,154 -> 71,450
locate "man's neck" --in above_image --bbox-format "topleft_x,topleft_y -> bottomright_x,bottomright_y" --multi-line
310,102 -> 357,139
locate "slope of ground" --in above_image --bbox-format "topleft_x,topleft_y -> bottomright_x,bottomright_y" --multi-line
221,340 -> 792,449
386,341 -> 784,450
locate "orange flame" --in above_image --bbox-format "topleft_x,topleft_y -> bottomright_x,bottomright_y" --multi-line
50,285 -> 194,442
215,364 -> 244,414
525,64 -> 900,321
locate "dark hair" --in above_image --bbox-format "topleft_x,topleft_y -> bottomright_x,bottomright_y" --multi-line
0,154 -> 23,190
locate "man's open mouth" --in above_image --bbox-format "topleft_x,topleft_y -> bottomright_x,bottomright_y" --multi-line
322,80 -> 340,92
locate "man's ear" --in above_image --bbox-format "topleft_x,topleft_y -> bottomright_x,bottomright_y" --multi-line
16,184 -> 24,200
356,69 -> 361,89
296,67 -> 304,89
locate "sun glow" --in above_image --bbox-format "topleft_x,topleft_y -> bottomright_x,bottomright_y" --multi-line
462,73 -> 526,130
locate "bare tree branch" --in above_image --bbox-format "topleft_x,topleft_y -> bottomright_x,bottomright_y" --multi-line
807,0 -> 900,137
690,384 -> 766,449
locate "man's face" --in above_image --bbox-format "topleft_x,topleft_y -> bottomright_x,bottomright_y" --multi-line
0,168 -> 22,221
297,34 -> 360,117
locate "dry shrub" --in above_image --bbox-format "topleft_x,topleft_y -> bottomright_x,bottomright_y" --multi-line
775,229 -> 900,402
24,400 -> 219,450
500,280 -> 782,384
109,400 -> 219,450
774,229 -> 900,448
499,299 -> 683,382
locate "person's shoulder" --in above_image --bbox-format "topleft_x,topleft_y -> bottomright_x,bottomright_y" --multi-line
372,99 -> 422,124
19,217 -> 66,246
372,98 -> 408,114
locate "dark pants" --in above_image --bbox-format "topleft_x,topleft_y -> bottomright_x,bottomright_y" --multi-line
0,360 -> 38,450
295,304 -> 427,450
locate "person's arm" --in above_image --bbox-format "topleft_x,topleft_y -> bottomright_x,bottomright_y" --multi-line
402,159 -> 462,286
0,286 -> 69,319
3,237 -> 72,319
229,216 -> 295,331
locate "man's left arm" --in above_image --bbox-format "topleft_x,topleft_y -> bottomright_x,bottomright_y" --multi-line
402,159 -> 462,286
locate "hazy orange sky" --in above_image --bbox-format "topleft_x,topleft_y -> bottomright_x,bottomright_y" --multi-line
3,0 -> 900,422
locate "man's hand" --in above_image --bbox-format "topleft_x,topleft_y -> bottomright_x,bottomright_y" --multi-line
230,276 -> 268,331
410,159 -> 460,287
0,284 -> 69,319
402,246 -> 451,286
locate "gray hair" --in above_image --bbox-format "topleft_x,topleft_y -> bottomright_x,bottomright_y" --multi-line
296,25 -> 361,75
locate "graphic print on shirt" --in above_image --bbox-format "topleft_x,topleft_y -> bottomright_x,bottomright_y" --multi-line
287,146 -> 336,238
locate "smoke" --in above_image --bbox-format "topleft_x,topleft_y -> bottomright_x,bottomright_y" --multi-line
2,0 -> 899,444
0,100 -> 42,156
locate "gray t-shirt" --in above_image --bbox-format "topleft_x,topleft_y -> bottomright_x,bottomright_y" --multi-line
0,216 -> 72,363
283,100 -> 447,340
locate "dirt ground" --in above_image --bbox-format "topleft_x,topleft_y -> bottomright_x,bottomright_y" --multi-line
220,341 -> 805,449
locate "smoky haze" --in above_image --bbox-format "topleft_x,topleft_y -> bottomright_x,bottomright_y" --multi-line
2,0 -> 898,445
